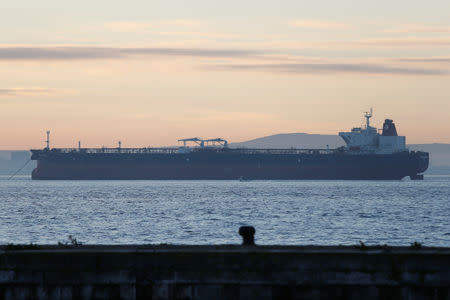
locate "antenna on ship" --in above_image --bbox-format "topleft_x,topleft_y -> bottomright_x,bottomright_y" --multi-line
45,131 -> 50,150
364,108 -> 373,128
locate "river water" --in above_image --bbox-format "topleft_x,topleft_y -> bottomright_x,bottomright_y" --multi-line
0,175 -> 449,246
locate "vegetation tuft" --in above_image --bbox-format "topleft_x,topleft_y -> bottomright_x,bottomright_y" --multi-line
58,235 -> 82,246
410,241 -> 422,250
354,241 -> 368,250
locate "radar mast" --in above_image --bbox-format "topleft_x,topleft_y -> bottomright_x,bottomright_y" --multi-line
364,108 -> 373,128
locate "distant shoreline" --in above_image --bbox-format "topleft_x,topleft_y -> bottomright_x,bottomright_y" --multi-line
1,137 -> 449,176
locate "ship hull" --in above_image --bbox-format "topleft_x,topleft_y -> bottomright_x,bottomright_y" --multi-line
31,150 -> 429,180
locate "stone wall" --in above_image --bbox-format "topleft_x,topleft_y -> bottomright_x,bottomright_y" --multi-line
1,245 -> 449,300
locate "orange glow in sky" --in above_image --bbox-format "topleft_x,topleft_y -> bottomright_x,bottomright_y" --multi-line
1,1 -> 449,149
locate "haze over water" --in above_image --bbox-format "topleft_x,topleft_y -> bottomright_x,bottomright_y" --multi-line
1,175 -> 449,246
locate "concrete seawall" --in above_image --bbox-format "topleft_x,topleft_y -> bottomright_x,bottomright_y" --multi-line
1,244 -> 449,300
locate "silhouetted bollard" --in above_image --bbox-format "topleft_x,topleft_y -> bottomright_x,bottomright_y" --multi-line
239,226 -> 255,245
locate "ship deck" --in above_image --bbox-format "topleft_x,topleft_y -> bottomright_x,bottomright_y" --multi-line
31,147 -> 337,155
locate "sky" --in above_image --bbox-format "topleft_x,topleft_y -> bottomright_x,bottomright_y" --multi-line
1,0 -> 450,149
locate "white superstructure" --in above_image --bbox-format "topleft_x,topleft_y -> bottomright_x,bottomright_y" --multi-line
339,110 -> 407,154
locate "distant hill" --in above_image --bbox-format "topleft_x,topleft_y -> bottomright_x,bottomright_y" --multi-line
231,133 -> 450,175
230,133 -> 345,149
408,144 -> 450,174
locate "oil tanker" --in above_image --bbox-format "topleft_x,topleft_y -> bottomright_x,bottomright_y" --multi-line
30,112 -> 429,180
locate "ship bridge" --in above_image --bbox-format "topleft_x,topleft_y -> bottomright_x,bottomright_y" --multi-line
339,109 -> 407,154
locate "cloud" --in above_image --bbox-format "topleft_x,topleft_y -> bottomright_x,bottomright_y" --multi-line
103,22 -> 154,33
396,57 -> 450,63
152,31 -> 240,39
354,37 -> 450,47
1,46 -> 448,76
265,37 -> 450,49
0,46 -> 258,60
208,63 -> 448,76
0,87 -> 57,97
287,20 -> 348,29
384,25 -> 450,34
1,36 -> 449,64
100,20 -> 239,40
104,20 -> 204,32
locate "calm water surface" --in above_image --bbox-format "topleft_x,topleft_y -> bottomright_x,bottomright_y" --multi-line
0,175 -> 449,246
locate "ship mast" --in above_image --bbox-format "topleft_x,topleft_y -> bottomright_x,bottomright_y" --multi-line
45,131 -> 50,150
364,108 -> 373,128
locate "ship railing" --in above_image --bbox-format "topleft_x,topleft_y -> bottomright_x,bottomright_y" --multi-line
38,147 -> 336,155
48,147 -> 180,154
226,148 -> 335,155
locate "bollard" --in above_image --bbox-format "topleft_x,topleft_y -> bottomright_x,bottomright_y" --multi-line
239,226 -> 255,245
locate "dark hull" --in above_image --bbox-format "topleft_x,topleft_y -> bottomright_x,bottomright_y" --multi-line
31,150 -> 429,180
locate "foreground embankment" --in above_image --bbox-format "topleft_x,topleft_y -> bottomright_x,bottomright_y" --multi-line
1,243 -> 449,300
